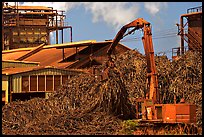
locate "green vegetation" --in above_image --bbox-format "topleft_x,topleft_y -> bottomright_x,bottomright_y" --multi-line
118,120 -> 140,135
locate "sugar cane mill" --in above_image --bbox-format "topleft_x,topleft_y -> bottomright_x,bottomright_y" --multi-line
2,2 -> 202,135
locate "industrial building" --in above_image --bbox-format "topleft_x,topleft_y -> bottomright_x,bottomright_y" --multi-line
172,6 -> 202,59
2,2 -> 72,50
2,66 -> 85,105
1,3 -> 202,135
2,3 -> 130,105
2,39 -> 129,104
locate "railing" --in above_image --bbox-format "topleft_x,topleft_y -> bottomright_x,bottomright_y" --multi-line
172,46 -> 188,60
172,47 -> 181,57
49,21 -> 69,27
187,6 -> 202,14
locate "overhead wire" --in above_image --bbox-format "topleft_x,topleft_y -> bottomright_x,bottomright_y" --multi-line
119,27 -> 183,57
120,27 -> 180,43
121,34 -> 178,42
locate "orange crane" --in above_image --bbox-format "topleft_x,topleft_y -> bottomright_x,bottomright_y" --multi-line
105,18 -> 196,124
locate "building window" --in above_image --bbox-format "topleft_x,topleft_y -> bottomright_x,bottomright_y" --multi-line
30,76 -> 37,91
38,75 -> 45,91
22,76 -> 29,91
21,74 -> 69,92
54,75 -> 61,91
46,75 -> 53,91
62,75 -> 68,84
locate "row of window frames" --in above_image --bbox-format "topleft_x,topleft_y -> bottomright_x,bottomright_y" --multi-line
13,32 -> 47,35
21,75 -> 72,92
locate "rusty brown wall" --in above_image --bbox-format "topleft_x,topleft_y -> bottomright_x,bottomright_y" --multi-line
188,15 -> 202,34
188,14 -> 202,50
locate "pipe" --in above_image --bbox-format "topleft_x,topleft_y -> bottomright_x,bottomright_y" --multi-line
61,29 -> 63,43
180,16 -> 184,55
2,2 -> 4,50
8,76 -> 12,103
68,26 -> 73,42
63,25 -> 73,43
56,10 -> 58,44
60,26 -> 73,43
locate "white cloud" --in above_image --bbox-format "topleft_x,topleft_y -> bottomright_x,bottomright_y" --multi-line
144,2 -> 168,15
19,2 -> 79,12
18,2 -> 140,30
81,2 -> 140,30
14,2 -> 169,32
7,2 -> 168,30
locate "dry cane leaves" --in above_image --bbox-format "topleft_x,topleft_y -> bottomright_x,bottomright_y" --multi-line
2,50 -> 202,135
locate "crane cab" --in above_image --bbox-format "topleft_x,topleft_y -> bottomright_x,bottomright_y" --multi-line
136,98 -> 196,124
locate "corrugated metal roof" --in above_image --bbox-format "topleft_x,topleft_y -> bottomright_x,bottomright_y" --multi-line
2,66 -> 85,75
2,66 -> 39,75
16,43 -> 45,61
2,47 -> 33,61
2,50 -> 31,60
2,40 -> 131,69
23,46 -> 87,67
2,60 -> 40,64
2,47 -> 33,53
53,62 -> 76,69
66,42 -> 130,69
2,41 -> 90,67
46,40 -> 97,49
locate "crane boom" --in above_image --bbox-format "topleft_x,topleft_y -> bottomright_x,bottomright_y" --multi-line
104,18 -> 196,124
107,18 -> 159,103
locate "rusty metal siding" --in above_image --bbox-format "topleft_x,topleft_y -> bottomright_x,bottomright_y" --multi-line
188,13 -> 202,50
12,75 -> 22,93
2,75 -> 9,104
188,18 -> 202,33
188,14 -> 202,36
2,76 -> 9,95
